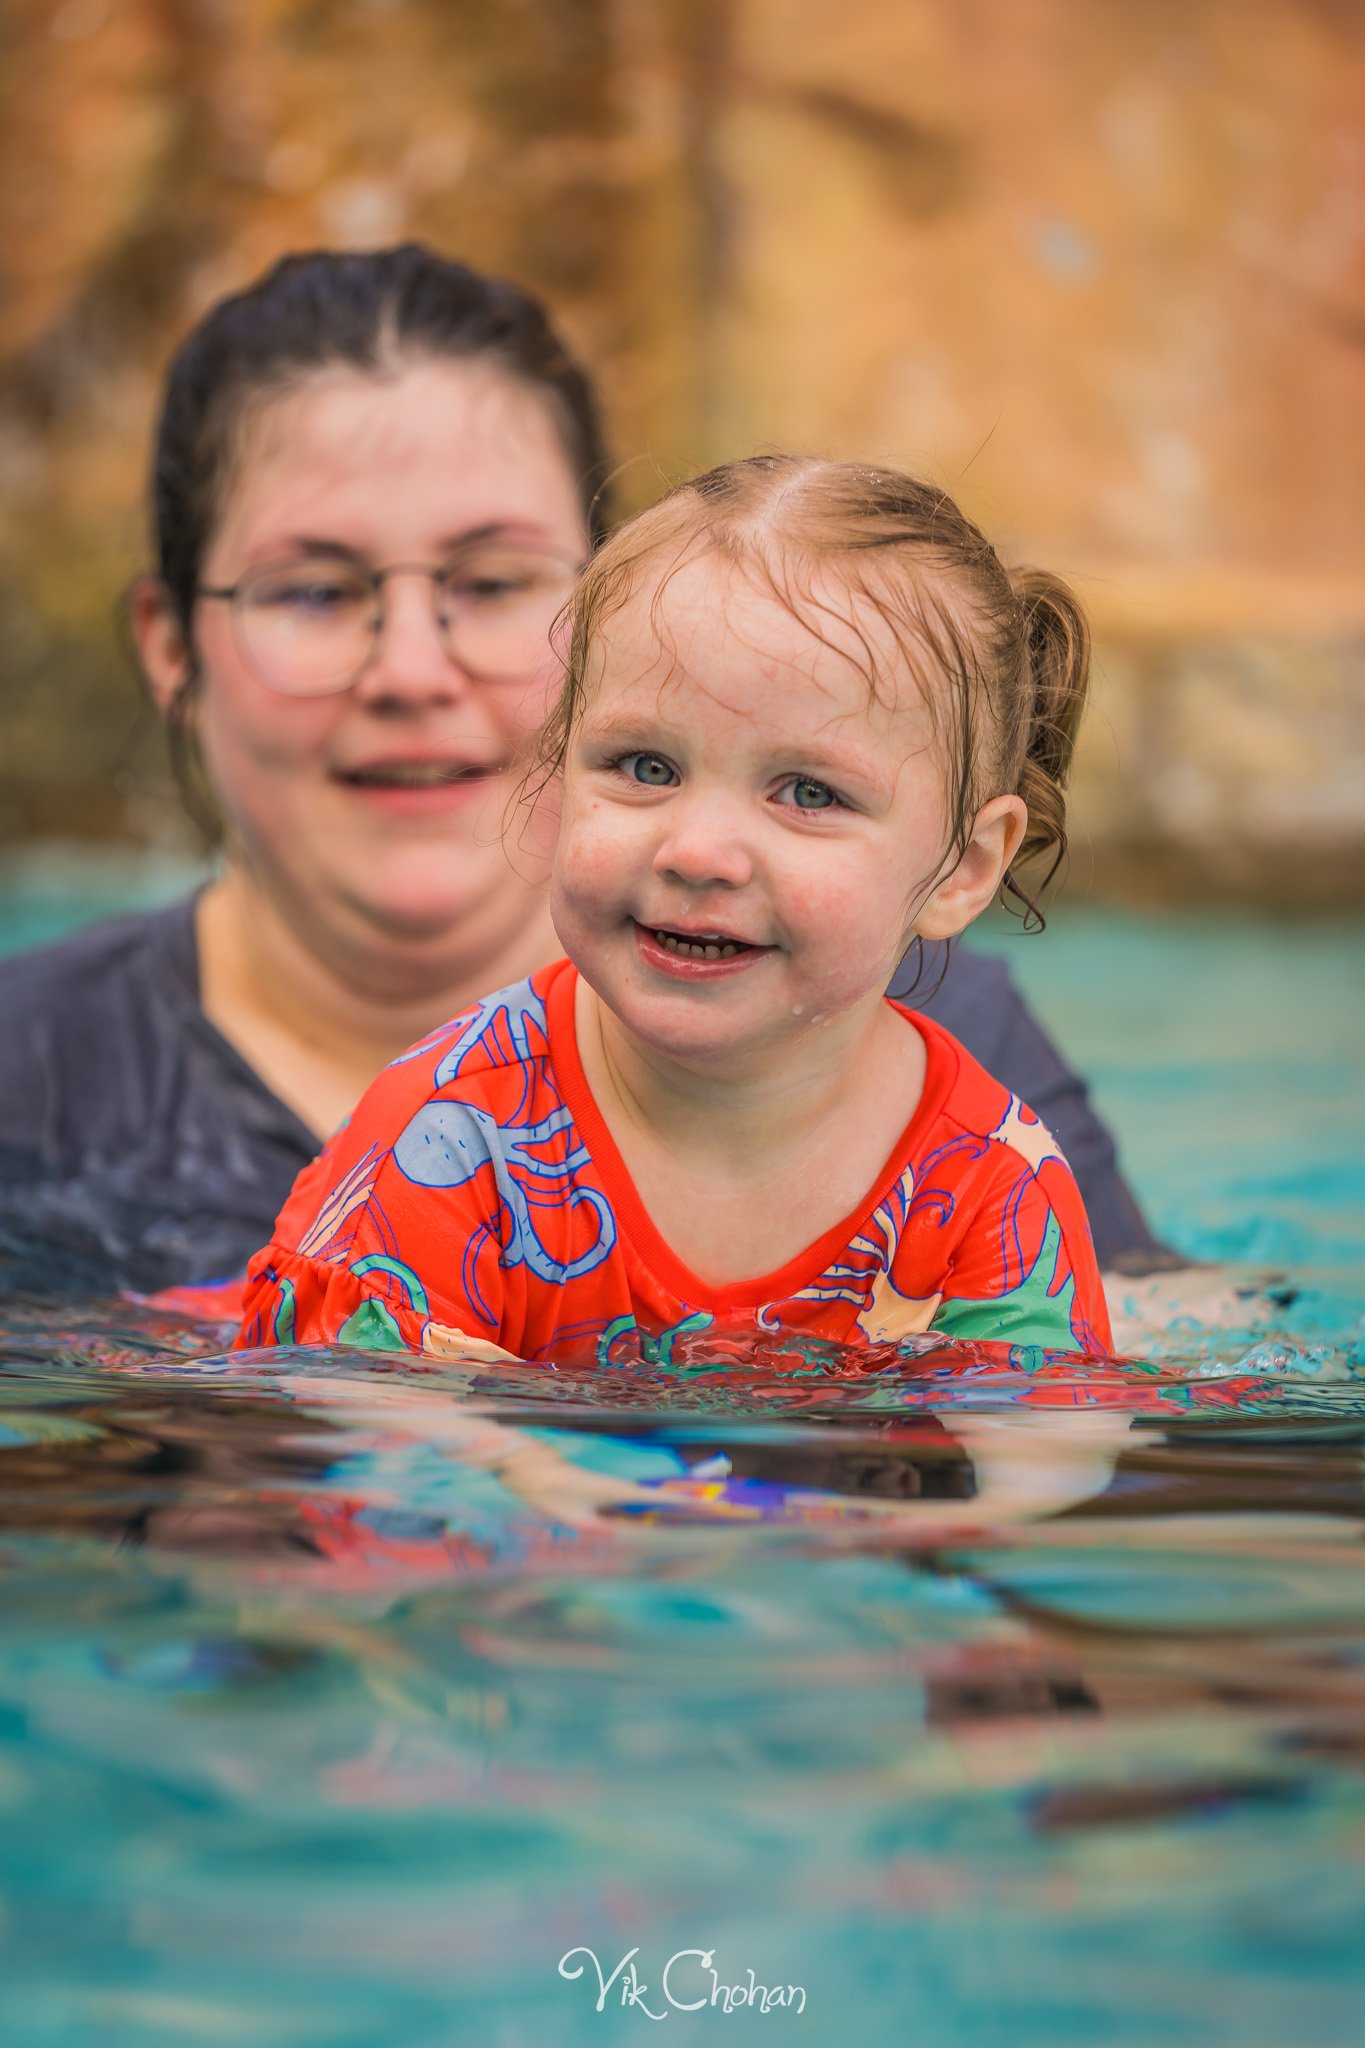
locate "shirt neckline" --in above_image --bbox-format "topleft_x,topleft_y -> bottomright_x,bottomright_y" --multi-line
543,959 -> 959,1313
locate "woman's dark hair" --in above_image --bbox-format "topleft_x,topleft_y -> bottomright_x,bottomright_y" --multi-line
150,244 -> 613,828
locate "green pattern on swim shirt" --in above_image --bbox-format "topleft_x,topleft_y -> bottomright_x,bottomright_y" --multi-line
597,1309 -> 715,1368
271,1278 -> 296,1347
336,1297 -> 409,1353
929,1207 -> 1078,1351
349,1253 -> 430,1316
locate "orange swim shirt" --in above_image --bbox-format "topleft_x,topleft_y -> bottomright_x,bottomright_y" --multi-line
236,959 -> 1112,1365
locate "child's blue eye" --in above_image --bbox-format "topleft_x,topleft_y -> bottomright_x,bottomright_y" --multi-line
619,752 -> 677,787
777,776 -> 837,811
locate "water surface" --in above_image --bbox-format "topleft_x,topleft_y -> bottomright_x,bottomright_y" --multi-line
2,1301 -> 1362,2046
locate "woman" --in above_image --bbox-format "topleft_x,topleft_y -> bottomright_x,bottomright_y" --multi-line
0,245 -> 1167,1296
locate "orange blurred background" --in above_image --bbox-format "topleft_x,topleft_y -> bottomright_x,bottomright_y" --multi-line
1,0 -> 1362,902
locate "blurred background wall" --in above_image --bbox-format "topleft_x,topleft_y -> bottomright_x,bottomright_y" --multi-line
0,0 -> 1361,904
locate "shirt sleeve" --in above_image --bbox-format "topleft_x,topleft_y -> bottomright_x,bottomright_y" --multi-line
903,942 -> 1173,1271
928,1155 -> 1113,1356
233,1106 -> 511,1357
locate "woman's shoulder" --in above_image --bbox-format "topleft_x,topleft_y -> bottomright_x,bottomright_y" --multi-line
0,894 -> 284,1293
0,896 -> 202,1154
0,896 -> 198,1019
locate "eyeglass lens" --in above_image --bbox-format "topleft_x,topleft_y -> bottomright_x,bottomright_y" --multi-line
232,548 -> 579,695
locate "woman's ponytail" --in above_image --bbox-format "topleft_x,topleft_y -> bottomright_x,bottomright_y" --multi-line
1003,566 -> 1092,925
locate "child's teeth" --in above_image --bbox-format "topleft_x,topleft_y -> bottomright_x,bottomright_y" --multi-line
653,928 -> 742,959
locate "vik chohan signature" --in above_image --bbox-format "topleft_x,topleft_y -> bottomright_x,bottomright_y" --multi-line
559,1946 -> 807,2019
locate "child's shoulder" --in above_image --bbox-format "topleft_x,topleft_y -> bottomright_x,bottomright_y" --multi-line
895,1006 -> 1110,1354
320,962 -> 570,1167
385,962 -> 567,1099
905,1006 -> 1071,1182
267,964 -> 572,1252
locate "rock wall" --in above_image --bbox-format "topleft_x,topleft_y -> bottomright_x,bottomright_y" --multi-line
1,0 -> 1362,900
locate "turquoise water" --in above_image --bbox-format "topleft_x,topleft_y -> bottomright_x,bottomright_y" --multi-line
1,867 -> 1362,2045
0,849 -> 209,961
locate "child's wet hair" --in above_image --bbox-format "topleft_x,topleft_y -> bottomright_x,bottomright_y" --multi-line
538,453 -> 1092,923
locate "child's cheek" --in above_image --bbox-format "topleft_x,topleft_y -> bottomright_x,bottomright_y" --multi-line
796,851 -> 908,1005
552,803 -> 630,926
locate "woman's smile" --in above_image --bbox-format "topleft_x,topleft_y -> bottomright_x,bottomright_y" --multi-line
329,749 -> 511,817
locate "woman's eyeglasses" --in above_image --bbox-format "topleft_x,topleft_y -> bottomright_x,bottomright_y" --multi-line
197,543 -> 582,697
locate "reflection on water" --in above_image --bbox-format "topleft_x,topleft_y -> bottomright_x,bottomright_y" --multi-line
1,1296 -> 1364,2045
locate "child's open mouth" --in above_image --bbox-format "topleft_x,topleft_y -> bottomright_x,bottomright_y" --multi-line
650,929 -> 749,958
644,925 -> 755,960
634,922 -> 767,970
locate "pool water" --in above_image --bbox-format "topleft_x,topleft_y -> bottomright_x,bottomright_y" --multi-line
1,872 -> 1362,2046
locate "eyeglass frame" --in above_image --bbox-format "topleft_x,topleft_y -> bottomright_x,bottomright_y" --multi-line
195,543 -> 586,698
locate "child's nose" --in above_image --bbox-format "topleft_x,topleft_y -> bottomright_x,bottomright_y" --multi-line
651,791 -> 754,890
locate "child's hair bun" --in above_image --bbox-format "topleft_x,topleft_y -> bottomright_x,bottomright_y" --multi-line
1005,567 -> 1092,919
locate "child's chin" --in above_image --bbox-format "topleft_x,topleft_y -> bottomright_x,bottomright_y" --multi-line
622,1004 -> 764,1068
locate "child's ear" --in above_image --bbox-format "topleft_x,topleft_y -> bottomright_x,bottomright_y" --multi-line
129,575 -> 193,715
913,794 -> 1028,942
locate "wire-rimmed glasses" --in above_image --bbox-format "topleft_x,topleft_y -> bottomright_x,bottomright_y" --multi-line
197,540 -> 582,697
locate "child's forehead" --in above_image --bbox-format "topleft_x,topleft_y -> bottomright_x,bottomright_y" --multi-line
597,542 -> 937,699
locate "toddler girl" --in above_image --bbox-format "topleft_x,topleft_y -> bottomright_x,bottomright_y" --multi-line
237,457 -> 1112,1364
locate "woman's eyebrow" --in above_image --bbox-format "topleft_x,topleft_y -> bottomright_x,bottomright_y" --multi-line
435,520 -> 556,552
260,536 -> 364,562
250,521 -> 561,562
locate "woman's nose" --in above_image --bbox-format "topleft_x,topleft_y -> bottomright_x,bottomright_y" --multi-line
353,571 -> 472,704
652,790 -> 754,890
